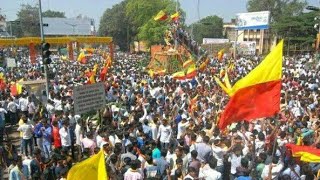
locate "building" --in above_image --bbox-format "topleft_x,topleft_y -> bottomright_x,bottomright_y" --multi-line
43,17 -> 95,36
223,19 -> 276,55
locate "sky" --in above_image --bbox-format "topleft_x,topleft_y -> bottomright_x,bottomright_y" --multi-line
1,0 -> 320,27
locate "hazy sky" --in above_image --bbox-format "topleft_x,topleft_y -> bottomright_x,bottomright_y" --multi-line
1,0 -> 319,27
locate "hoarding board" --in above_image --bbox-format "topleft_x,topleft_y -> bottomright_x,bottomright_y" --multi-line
236,41 -> 256,55
6,58 -> 16,67
236,11 -> 270,30
73,83 -> 106,115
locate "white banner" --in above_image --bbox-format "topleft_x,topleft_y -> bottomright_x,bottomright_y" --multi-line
202,38 -> 229,44
236,11 -> 270,30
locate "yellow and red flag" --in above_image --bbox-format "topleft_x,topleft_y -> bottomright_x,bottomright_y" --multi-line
217,49 -> 224,61
172,71 -> 185,80
154,10 -> 168,21
185,64 -> 197,79
183,59 -> 194,69
218,40 -> 283,129
77,52 -> 87,64
171,12 -> 180,21
286,144 -> 320,163
100,66 -> 108,81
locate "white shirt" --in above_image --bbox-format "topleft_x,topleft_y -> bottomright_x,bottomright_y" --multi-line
177,121 -> 189,139
211,145 -> 224,167
59,127 -> 71,146
74,124 -> 82,146
282,165 -> 300,180
150,123 -> 158,141
7,101 -> 18,113
157,124 -> 172,143
17,123 -> 33,139
261,163 -> 284,180
124,168 -> 142,180
19,98 -> 28,111
228,154 -> 242,174
199,164 -> 222,180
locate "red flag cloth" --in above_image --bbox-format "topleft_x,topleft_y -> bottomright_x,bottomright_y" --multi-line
100,66 -> 108,81
219,80 -> 281,129
10,83 -> 18,96
218,40 -> 283,129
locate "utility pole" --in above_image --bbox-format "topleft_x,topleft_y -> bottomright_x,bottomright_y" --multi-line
38,0 -> 50,100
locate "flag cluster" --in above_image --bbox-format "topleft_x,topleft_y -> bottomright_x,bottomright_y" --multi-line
154,10 -> 180,21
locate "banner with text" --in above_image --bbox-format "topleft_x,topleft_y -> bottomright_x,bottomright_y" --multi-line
236,11 -> 270,30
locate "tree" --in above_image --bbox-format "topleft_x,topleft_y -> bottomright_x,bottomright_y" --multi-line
189,15 -> 224,43
16,4 -> 40,37
272,11 -> 317,51
99,0 -> 184,49
98,0 -> 130,51
126,0 -> 185,46
42,10 -> 66,18
247,0 -> 307,23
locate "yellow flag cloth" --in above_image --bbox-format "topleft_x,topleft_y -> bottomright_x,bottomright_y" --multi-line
67,150 -> 107,180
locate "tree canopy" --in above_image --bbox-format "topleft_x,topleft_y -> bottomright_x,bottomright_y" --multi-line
98,0 -> 185,49
42,10 -> 66,18
189,15 -> 224,43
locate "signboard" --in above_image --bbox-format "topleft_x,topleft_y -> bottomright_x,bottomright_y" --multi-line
202,38 -> 229,44
236,41 -> 256,55
73,83 -> 106,115
6,57 -> 16,67
236,11 -> 270,30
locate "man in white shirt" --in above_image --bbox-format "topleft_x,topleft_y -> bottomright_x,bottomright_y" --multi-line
199,157 -> 222,180
157,119 -> 172,150
59,120 -> 72,153
261,156 -> 284,180
19,95 -> 28,116
17,118 -> 33,156
7,97 -> 18,125
177,117 -> 189,140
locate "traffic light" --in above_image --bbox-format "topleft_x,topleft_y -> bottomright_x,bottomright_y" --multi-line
42,42 -> 52,64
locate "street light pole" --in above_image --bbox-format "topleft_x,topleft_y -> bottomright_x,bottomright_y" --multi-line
38,0 -> 50,100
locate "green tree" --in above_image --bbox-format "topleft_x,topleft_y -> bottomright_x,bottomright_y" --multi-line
42,10 -> 66,18
273,11 -> 317,51
98,0 -> 130,51
16,4 -> 40,37
189,15 -> 224,43
247,0 -> 307,22
127,0 -> 185,46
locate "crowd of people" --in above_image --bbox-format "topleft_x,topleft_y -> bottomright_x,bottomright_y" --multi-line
0,46 -> 319,180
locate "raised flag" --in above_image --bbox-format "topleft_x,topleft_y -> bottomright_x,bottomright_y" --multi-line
154,10 -> 168,21
183,59 -> 195,68
217,49 -> 224,61
218,40 -> 283,129
67,150 -> 107,180
171,12 -> 180,21
185,64 -> 197,79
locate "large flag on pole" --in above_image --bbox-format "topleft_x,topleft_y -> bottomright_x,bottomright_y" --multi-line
67,150 -> 107,180
218,40 -> 283,129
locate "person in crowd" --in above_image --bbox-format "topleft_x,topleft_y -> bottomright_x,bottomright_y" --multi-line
17,116 -> 33,157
